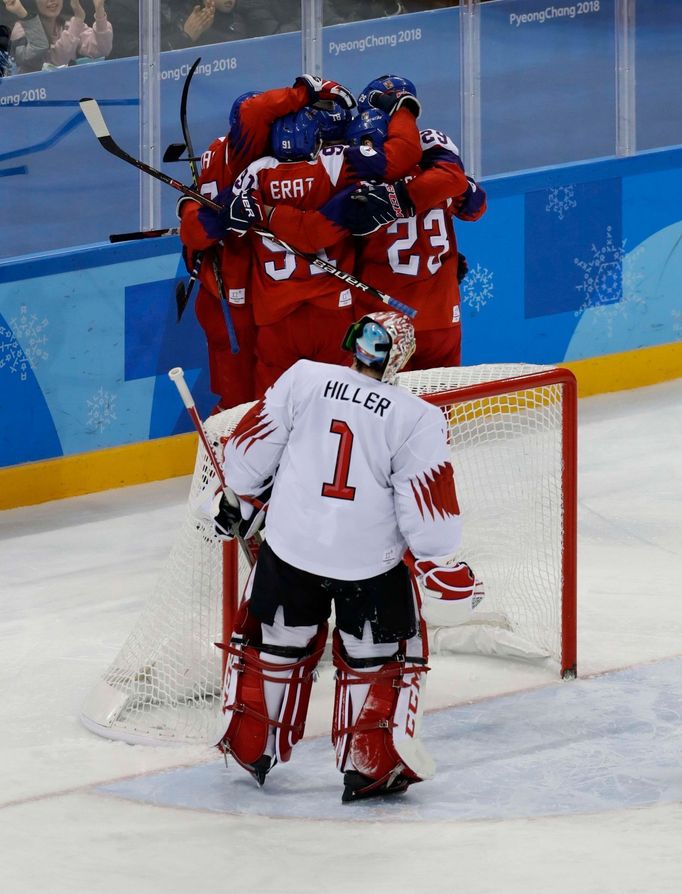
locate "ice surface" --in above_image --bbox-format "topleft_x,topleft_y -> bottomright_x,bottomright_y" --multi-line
100,657 -> 682,822
1,379 -> 681,894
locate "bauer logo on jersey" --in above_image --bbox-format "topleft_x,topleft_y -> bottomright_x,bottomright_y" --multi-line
229,288 -> 246,306
452,305 -> 460,323
338,288 -> 352,308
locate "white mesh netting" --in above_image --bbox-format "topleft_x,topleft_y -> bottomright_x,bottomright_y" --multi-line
81,363 -> 576,745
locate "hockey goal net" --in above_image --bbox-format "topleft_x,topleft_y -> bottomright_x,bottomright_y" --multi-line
81,363 -> 577,745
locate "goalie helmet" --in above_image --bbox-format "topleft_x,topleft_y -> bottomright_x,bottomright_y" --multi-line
342,312 -> 416,384
357,75 -> 418,113
345,108 -> 389,149
271,107 -> 322,161
229,91 -> 261,130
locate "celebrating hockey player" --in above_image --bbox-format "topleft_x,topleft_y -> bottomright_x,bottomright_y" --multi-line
344,75 -> 488,368
197,89 -> 423,397
203,312 -> 477,802
178,75 -> 356,410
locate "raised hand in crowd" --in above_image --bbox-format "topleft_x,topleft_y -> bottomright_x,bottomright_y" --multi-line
182,1 -> 215,43
3,0 -> 30,19
69,0 -> 86,22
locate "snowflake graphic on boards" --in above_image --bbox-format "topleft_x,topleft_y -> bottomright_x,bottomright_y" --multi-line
460,263 -> 494,313
0,305 -> 49,381
545,185 -> 577,220
87,387 -> 117,432
574,226 -> 645,337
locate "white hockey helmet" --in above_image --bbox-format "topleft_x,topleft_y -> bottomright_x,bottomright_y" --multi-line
342,312 -> 416,384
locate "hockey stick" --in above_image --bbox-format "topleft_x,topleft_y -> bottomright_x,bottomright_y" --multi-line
109,226 -> 179,243
169,367 -> 261,568
79,97 -> 417,320
173,57 -> 204,324
162,142 -> 200,165
178,60 -> 239,351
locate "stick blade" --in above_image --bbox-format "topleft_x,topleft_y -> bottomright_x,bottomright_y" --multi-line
163,142 -> 187,163
79,98 -> 109,139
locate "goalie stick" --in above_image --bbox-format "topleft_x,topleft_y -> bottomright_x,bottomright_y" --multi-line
79,97 -> 418,320
168,367 -> 261,569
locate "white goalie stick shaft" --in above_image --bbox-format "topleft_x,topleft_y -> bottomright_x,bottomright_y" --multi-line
168,367 -> 260,567
79,97 -> 417,320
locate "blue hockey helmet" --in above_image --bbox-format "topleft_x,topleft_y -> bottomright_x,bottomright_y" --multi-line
358,75 -> 417,112
342,312 -> 416,383
313,101 -> 354,143
270,107 -> 322,161
345,108 -> 389,149
229,91 -> 261,130
357,75 -> 417,113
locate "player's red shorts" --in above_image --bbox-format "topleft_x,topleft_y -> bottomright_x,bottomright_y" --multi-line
404,325 -> 462,371
254,303 -> 355,397
195,288 -> 256,410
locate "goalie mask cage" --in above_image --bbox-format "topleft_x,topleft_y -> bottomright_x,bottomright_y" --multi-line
81,363 -> 577,746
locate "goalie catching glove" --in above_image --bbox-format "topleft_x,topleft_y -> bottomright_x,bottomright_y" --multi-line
294,74 -> 356,110
320,181 -> 415,237
198,187 -> 265,239
414,558 -> 477,627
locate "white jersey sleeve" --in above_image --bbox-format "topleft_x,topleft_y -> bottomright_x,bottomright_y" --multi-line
225,360 -> 462,580
223,363 -> 296,497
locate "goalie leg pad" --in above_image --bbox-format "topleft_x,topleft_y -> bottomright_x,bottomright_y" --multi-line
332,626 -> 434,801
217,603 -> 327,778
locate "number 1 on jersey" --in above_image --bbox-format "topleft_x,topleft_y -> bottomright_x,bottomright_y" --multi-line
322,419 -> 356,500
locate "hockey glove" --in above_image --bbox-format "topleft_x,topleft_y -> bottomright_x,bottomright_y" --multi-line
321,181 -> 415,237
198,187 -> 264,239
295,74 -> 356,110
368,89 -> 421,119
457,252 -> 468,284
414,559 -> 477,627
214,492 -> 242,540
455,178 -> 487,220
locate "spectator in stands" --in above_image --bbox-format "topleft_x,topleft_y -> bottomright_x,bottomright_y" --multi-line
0,21 -> 11,77
161,0 -> 250,51
4,0 -> 112,73
238,0 -> 348,35
102,0 -> 136,59
325,0 -> 403,22
401,1 -> 458,10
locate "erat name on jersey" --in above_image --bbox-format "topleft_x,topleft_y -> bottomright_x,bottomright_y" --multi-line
269,177 -> 316,200
322,378 -> 393,416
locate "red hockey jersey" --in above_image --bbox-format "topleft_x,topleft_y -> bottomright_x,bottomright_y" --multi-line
354,129 -> 487,331
234,111 -> 422,325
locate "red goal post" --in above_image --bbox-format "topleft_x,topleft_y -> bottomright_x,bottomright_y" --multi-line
81,363 -> 577,746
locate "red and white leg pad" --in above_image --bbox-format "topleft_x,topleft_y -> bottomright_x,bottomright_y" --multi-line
216,603 -> 327,775
332,627 -> 435,796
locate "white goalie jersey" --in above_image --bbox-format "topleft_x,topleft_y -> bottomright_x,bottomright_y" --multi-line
224,360 -> 463,580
